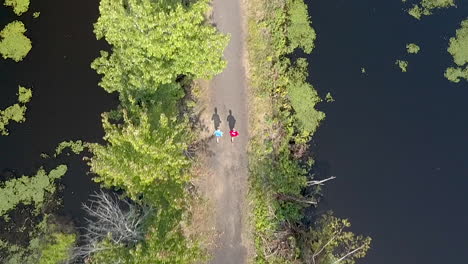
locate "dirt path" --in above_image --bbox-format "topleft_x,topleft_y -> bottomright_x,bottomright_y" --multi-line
207,0 -> 250,263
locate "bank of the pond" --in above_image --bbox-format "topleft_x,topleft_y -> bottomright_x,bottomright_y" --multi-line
308,1 -> 468,263
0,0 -> 118,222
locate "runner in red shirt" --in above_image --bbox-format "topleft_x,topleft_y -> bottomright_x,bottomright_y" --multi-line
229,129 -> 239,142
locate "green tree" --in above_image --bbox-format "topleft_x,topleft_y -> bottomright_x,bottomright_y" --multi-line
304,212 -> 371,264
38,233 -> 76,264
445,19 -> 468,83
286,0 -> 316,53
87,108 -> 191,202
92,0 -> 229,94
0,21 -> 32,62
287,59 -> 325,135
4,0 -> 30,16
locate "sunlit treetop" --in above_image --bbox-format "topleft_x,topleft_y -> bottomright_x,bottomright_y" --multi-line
92,0 -> 229,94
445,19 -> 468,83
4,0 -> 30,16
0,21 -> 32,62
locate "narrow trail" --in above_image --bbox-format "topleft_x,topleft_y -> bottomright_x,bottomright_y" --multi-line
208,0 -> 250,263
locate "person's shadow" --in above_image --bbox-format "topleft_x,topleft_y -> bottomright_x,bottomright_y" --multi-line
211,107 -> 221,130
227,110 -> 236,130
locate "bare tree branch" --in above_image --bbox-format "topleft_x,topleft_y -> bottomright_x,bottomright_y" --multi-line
71,191 -> 151,262
332,243 -> 367,264
306,176 -> 336,186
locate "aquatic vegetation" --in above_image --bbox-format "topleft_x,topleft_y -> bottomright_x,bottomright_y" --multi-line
54,140 -> 85,156
407,43 -> 420,54
4,0 -> 30,16
361,67 -> 366,74
325,92 -> 335,103
92,0 -> 229,94
0,86 -> 32,136
407,0 -> 456,20
1,215 -> 76,264
32,11 -> 40,18
0,165 -> 67,217
0,21 -> 32,62
445,19 -> 468,83
396,59 -> 409,72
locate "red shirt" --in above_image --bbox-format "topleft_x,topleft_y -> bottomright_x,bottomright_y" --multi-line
229,130 -> 239,137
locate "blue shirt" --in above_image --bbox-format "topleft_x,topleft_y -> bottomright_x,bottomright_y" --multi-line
214,130 -> 223,137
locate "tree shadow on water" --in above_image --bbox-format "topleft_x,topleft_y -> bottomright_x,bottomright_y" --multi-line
227,110 -> 236,130
211,107 -> 221,130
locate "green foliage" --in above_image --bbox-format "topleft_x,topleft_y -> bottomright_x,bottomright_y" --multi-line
1,215 -> 75,264
55,140 -> 85,156
406,43 -> 420,54
396,59 -> 408,72
88,107 -> 191,202
4,0 -> 30,16
92,0 -> 229,94
445,66 -> 468,83
0,86 -> 32,135
38,233 -> 76,264
304,212 -> 371,264
0,165 -> 67,217
445,19 -> 468,82
33,12 -> 40,18
247,0 -> 370,263
325,92 -> 335,103
89,212 -> 204,264
286,0 -> 316,53
407,0 -> 455,19
361,67 -> 366,74
287,59 -> 325,135
0,21 -> 32,62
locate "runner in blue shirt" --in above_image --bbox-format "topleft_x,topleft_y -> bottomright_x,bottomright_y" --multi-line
214,129 -> 223,143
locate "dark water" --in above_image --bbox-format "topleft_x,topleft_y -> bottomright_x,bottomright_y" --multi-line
308,1 -> 468,263
0,1 -> 117,222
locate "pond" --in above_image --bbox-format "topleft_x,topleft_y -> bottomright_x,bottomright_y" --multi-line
0,0 -> 117,223
308,0 -> 468,263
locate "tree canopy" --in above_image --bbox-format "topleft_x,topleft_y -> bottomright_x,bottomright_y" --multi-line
445,19 -> 468,83
92,0 -> 229,94
87,107 -> 191,203
0,21 -> 32,62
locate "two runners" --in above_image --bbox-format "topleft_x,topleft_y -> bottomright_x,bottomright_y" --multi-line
214,128 -> 239,143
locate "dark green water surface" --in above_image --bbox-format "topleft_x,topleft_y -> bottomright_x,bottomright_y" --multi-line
0,0 -> 117,223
